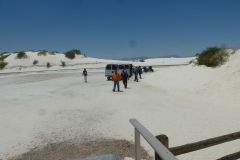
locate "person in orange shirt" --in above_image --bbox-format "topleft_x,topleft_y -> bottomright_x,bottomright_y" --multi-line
112,70 -> 121,92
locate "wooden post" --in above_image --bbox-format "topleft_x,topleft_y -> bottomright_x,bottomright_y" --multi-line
155,135 -> 169,160
135,128 -> 141,160
130,119 -> 177,160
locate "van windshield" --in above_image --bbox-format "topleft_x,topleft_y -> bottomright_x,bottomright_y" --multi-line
106,65 -> 111,70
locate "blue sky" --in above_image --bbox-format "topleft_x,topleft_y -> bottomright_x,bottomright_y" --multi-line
0,0 -> 240,59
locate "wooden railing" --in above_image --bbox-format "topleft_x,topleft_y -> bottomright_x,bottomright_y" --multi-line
130,119 -> 240,160
130,119 -> 178,160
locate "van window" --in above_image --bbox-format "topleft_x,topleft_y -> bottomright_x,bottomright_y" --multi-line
119,65 -> 124,69
106,64 -> 111,70
124,65 -> 129,69
112,65 -> 117,70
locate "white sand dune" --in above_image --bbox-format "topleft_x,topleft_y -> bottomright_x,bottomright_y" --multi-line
0,51 -> 193,74
0,50 -> 239,160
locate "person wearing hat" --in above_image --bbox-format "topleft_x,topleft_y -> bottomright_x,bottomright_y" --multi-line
112,70 -> 121,92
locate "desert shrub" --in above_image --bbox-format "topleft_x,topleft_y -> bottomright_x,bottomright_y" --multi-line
61,61 -> 66,67
46,62 -> 51,68
71,49 -> 81,55
33,60 -> 38,65
189,59 -> 194,64
49,52 -> 56,55
16,51 -> 27,59
38,51 -> 47,56
0,54 -> 9,61
0,61 -> 8,70
65,49 -> 82,59
65,51 -> 75,59
196,47 -> 229,67
50,51 -> 59,55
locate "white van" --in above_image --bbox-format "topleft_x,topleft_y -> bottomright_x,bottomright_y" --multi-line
105,64 -> 133,80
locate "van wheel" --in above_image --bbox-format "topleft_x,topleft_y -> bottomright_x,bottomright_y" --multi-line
107,77 -> 111,80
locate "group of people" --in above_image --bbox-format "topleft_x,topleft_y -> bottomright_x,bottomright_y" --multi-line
82,66 -> 147,92
112,66 -> 143,92
111,69 -> 129,92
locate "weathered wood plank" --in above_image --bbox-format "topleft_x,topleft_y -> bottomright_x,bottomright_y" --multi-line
216,151 -> 240,160
169,131 -> 240,155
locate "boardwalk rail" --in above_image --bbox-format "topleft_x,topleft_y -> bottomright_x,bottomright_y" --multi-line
130,119 -> 240,160
129,119 -> 178,160
169,131 -> 240,155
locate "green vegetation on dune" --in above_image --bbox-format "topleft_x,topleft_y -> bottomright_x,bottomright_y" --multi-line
16,51 -> 27,59
196,47 -> 229,67
33,60 -> 38,65
46,62 -> 51,68
37,50 -> 48,56
0,54 -> 9,61
0,54 -> 9,69
61,61 -> 66,67
0,61 -> 8,70
64,49 -> 82,59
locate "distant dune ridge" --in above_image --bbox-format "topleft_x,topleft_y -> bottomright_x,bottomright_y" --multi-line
0,51 -> 194,73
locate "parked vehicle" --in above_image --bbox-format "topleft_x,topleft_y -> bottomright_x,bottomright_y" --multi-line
105,64 -> 133,80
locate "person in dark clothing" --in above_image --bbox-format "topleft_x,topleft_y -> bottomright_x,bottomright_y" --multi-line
121,69 -> 129,88
149,66 -> 154,72
138,66 -> 143,79
134,67 -> 138,82
143,66 -> 148,72
82,68 -> 88,83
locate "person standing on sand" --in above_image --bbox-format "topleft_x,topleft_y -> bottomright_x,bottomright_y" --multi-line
138,66 -> 143,79
134,67 -> 138,82
121,69 -> 129,88
112,70 -> 121,92
82,68 -> 88,83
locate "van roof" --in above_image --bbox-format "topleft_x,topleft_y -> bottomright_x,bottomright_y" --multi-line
106,63 -> 132,65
